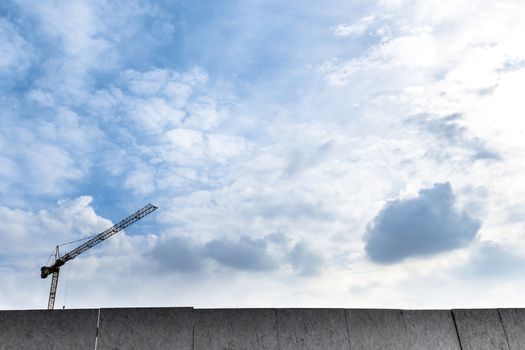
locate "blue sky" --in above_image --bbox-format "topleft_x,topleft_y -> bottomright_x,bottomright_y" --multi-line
1,0 -> 525,309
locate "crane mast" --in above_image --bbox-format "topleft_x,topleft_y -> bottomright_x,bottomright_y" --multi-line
41,203 -> 158,309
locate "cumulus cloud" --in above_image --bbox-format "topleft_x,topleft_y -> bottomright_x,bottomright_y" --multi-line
365,183 -> 481,263
0,196 -> 111,258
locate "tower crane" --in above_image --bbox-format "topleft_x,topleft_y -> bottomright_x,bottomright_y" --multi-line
40,203 -> 158,310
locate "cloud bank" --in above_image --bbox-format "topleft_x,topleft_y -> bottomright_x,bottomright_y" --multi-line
149,233 -> 325,276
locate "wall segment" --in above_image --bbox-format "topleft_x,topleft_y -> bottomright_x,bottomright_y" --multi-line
0,309 -> 98,350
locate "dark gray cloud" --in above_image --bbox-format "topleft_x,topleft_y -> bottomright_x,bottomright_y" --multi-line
462,242 -> 525,279
204,235 -> 278,271
409,113 -> 502,162
149,232 -> 325,276
288,241 -> 324,276
365,182 -> 481,264
149,234 -> 281,273
149,236 -> 204,273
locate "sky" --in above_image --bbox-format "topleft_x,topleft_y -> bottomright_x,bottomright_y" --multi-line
1,0 -> 525,310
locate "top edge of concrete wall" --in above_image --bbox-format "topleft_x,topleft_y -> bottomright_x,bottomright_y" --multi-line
3,307 -> 520,311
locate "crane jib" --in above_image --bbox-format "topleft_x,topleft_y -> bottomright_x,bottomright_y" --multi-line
60,204 -> 158,262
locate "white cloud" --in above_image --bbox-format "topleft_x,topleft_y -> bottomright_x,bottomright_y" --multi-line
0,18 -> 32,77
0,196 -> 111,258
165,128 -> 204,151
78,67 -> 248,197
23,1 -> 111,100
107,68 -> 225,135
0,106 -> 103,202
125,68 -> 173,96
14,0 -> 160,103
130,97 -> 186,132
333,15 -> 375,37
124,167 -> 156,195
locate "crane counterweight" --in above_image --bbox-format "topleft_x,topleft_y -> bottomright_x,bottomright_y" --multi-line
40,203 -> 158,309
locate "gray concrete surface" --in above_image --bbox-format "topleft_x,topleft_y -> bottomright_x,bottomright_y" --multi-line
0,309 -> 98,350
276,308 -> 350,350
498,308 -> 525,350
346,309 -> 408,350
1,307 -> 523,349
96,307 -> 193,350
453,309 -> 510,350
193,308 -> 278,350
403,310 -> 461,350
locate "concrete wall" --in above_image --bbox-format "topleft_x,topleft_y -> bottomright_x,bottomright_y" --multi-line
0,308 -> 524,350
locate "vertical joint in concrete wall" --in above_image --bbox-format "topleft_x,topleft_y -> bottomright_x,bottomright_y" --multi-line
344,308 -> 352,350
94,308 -> 101,350
451,311 -> 464,350
497,309 -> 511,350
274,309 -> 281,350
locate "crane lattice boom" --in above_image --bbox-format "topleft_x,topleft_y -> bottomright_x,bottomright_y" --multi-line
41,203 -> 158,309
61,203 -> 157,263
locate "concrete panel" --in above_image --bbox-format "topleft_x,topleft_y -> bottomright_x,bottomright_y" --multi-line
498,309 -> 525,350
0,309 -> 98,350
453,309 -> 510,350
96,307 -> 193,350
346,309 -> 408,350
403,310 -> 461,350
193,308 -> 278,350
276,308 -> 349,350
